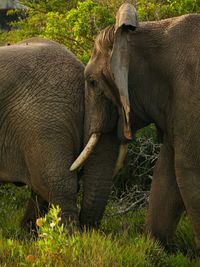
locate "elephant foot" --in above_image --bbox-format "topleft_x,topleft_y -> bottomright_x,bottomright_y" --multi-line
60,211 -> 80,234
21,206 -> 48,234
79,218 -> 100,231
144,224 -> 171,249
79,208 -> 102,231
21,217 -> 37,235
21,191 -> 48,233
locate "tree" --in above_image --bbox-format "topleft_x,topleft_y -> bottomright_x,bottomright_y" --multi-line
1,0 -> 200,60
0,0 -> 113,62
137,0 -> 200,21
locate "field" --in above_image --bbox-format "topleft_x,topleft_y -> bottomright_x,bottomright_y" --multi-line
0,184 -> 200,267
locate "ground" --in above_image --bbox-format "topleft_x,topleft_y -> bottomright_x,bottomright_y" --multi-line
0,184 -> 200,266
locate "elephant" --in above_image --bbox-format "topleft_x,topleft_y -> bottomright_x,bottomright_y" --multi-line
70,4 -> 200,249
0,37 -> 119,231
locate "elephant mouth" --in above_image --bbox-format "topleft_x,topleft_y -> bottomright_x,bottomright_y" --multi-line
70,132 -> 128,176
70,104 -> 130,174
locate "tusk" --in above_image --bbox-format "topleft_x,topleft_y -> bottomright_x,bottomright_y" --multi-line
70,133 -> 100,171
120,96 -> 132,140
113,144 -> 128,177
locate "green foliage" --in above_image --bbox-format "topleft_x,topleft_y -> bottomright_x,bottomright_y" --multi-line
0,1 -> 114,62
0,0 -> 76,45
137,0 -> 200,21
1,0 -> 200,60
0,184 -> 30,238
18,0 -> 81,12
159,0 -> 200,19
172,214 -> 197,257
0,233 -> 28,266
42,1 -> 114,62
102,207 -> 145,236
115,126 -> 160,193
0,196 -> 199,266
34,205 -> 82,265
98,0 -> 136,15
163,252 -> 195,267
1,0 -> 200,56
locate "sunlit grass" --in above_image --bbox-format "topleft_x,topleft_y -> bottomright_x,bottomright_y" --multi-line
0,185 -> 200,266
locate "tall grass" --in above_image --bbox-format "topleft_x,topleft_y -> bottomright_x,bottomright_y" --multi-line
0,184 -> 199,266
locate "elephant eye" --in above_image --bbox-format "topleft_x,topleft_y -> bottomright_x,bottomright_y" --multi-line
88,77 -> 97,88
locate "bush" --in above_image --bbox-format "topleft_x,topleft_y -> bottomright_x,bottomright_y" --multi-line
42,1 -> 114,62
0,0 -> 114,63
1,203 -> 199,266
1,0 -> 200,59
114,125 -> 159,195
0,184 -> 30,238
1,0 -> 200,51
137,0 -> 200,21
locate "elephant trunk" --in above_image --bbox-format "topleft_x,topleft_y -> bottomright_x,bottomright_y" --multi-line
80,134 -> 119,228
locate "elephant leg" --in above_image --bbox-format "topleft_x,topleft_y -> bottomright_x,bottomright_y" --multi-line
145,142 -> 185,246
80,134 -> 119,229
46,174 -> 79,230
21,190 -> 48,232
175,165 -> 200,250
33,174 -> 79,230
26,141 -> 79,231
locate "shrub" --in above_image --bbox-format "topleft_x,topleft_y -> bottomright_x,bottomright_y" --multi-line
42,1 -> 114,62
114,125 -> 159,195
0,184 -> 30,238
0,0 -> 114,63
137,0 -> 200,21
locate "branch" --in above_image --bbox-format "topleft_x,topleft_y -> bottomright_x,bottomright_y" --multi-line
108,195 -> 148,217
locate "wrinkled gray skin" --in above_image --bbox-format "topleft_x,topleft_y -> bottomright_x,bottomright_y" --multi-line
0,37 -> 119,230
83,4 -> 200,250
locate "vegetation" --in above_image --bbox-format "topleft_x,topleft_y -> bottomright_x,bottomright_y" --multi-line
137,0 -> 200,21
1,0 -> 200,61
1,0 -> 200,266
0,0 -> 114,62
0,186 -> 199,266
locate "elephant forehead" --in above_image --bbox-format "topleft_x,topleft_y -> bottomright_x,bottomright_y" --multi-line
93,25 -> 115,55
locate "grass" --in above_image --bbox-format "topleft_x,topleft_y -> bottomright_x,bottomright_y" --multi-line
0,184 -> 200,266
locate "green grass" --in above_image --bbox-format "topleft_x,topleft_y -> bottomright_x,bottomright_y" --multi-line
0,184 -> 200,266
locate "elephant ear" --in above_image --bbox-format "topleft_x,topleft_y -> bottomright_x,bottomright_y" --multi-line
110,3 -> 138,140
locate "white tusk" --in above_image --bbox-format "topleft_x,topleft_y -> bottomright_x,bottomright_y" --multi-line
70,133 -> 100,171
113,144 -> 128,177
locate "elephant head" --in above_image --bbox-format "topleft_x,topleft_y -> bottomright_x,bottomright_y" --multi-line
71,4 -> 140,172
87,4 -> 138,141
70,4 -> 140,228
